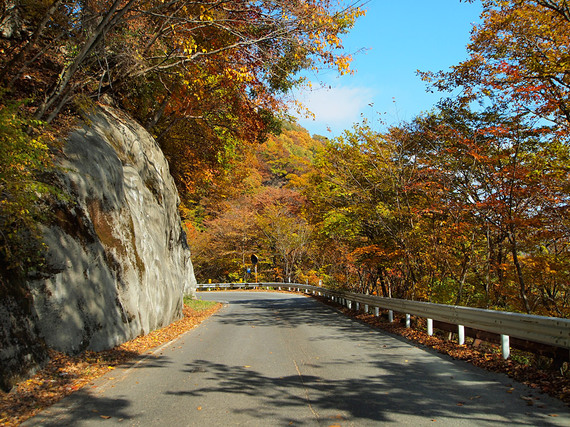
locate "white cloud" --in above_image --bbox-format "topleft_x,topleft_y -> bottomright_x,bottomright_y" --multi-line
293,83 -> 375,136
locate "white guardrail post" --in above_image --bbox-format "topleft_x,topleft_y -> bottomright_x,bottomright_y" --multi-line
196,282 -> 570,359
458,325 -> 465,345
427,318 -> 433,336
501,335 -> 510,359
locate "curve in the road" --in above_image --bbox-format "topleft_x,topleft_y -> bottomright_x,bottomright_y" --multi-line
26,291 -> 570,426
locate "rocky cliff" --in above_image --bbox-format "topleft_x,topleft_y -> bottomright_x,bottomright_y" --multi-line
1,105 -> 196,389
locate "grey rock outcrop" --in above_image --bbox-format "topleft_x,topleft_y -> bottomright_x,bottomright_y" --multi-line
27,105 -> 196,354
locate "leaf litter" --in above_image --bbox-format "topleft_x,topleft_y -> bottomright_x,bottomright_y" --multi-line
313,294 -> 570,408
0,303 -> 221,426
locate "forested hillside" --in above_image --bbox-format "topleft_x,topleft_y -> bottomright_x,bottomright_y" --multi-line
187,122 -> 326,285
2,0 -> 570,322
189,0 -> 570,318
0,0 -> 364,388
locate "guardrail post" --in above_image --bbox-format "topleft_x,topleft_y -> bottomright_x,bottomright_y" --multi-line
374,307 -> 380,317
364,304 -> 369,314
355,302 -> 360,311
427,318 -> 433,336
388,310 -> 394,323
458,325 -> 465,345
405,314 -> 411,328
501,335 -> 510,359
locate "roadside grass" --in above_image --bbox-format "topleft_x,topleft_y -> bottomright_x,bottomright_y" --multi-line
0,299 -> 222,426
184,296 -> 218,310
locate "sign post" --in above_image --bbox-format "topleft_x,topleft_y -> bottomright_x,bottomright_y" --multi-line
251,254 -> 258,283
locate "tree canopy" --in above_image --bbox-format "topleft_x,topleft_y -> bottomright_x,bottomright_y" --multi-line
191,0 -> 570,317
0,0 -> 364,277
2,0 -> 570,318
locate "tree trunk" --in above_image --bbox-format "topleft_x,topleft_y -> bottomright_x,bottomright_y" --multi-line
508,229 -> 532,314
378,270 -> 388,297
35,0 -> 138,120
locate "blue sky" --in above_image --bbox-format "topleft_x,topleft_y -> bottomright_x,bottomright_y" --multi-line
292,0 -> 483,137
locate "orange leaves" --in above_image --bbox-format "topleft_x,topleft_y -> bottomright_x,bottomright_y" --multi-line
438,0 -> 570,130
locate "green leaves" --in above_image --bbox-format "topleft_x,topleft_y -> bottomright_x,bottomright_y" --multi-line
0,98 -> 53,277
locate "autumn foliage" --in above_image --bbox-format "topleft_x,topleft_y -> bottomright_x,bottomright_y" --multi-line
0,0 -> 365,279
191,1 -> 570,319
2,0 -> 570,404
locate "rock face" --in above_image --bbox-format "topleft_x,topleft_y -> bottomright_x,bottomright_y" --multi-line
27,105 -> 196,355
0,291 -> 48,392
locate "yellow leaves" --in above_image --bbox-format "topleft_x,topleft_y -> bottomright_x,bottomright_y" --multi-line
334,54 -> 353,75
224,66 -> 255,84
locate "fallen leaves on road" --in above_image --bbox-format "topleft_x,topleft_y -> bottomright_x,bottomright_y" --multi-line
0,302 -> 221,426
313,295 -> 570,407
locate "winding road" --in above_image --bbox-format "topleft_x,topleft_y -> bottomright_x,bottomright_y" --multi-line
27,291 -> 570,426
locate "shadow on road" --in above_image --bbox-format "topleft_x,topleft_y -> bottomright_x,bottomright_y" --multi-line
212,295 -> 419,351
168,358 -> 556,426
26,294 -> 568,426
23,356 -> 174,426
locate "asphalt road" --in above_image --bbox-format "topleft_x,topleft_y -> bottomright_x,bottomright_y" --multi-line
26,291 -> 570,426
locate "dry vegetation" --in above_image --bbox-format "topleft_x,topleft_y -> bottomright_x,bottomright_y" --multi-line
0,300 -> 221,426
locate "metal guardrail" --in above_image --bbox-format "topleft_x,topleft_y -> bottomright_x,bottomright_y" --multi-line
196,282 -> 570,359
